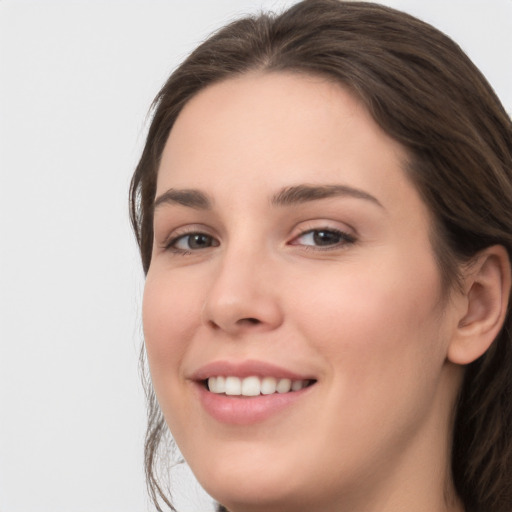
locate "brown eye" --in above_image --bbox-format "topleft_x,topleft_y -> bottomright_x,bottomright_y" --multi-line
187,234 -> 215,249
293,229 -> 355,248
169,232 -> 219,252
312,230 -> 343,246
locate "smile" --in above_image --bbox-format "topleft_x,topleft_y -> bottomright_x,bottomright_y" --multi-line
191,360 -> 317,424
207,375 -> 312,396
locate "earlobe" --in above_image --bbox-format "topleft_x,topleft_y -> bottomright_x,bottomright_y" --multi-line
448,245 -> 511,365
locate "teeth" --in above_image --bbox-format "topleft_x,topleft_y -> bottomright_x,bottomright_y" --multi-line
207,376 -> 217,393
241,376 -> 260,396
291,379 -> 304,391
276,378 -> 291,393
261,376 -> 277,395
207,376 -> 309,396
207,376 -> 225,393
216,376 -> 226,393
225,376 -> 242,395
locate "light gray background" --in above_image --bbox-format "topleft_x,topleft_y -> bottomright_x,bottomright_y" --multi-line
1,1 -> 511,511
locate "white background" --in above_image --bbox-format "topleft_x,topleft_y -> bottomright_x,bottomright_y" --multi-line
0,1 -> 511,511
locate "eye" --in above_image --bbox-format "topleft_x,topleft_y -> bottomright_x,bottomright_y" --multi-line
167,232 -> 219,253
291,228 -> 355,249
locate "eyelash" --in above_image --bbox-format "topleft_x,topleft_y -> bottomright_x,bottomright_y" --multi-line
290,228 -> 356,250
164,231 -> 219,255
163,227 -> 356,255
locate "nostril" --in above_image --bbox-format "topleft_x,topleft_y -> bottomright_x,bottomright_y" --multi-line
205,317 -> 261,331
207,319 -> 221,330
242,317 -> 261,325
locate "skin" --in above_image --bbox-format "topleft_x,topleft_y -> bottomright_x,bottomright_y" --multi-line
143,72 -> 468,512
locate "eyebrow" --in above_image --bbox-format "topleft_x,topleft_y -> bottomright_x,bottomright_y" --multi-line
153,188 -> 212,210
271,184 -> 384,209
153,183 -> 383,211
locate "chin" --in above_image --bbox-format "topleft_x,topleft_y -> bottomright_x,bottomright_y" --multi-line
206,482 -> 312,512
190,454 -> 317,512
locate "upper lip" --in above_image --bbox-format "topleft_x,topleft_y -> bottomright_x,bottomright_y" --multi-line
190,359 -> 315,381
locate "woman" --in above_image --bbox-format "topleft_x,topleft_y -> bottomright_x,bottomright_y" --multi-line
130,1 -> 512,511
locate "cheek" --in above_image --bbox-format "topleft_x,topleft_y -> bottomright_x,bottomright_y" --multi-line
287,253 -> 450,465
142,268 -> 212,445
291,249 -> 446,395
142,269 -> 202,384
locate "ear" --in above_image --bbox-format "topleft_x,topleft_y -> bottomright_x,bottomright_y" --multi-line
448,245 -> 511,365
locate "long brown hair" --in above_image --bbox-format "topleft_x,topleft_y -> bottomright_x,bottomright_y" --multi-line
130,1 -> 512,510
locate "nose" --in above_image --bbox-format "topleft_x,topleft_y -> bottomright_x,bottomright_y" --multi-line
201,248 -> 284,336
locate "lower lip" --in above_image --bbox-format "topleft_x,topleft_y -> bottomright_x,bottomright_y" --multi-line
194,382 -> 314,425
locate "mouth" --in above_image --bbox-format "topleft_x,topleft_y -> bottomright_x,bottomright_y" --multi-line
191,360 -> 317,425
203,375 -> 316,396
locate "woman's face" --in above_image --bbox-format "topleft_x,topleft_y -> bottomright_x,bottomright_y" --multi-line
143,73 -> 463,512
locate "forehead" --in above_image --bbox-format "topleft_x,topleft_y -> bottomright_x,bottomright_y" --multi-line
156,71 -> 417,213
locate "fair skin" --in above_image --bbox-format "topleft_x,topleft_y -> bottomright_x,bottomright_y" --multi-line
143,72 -> 509,512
